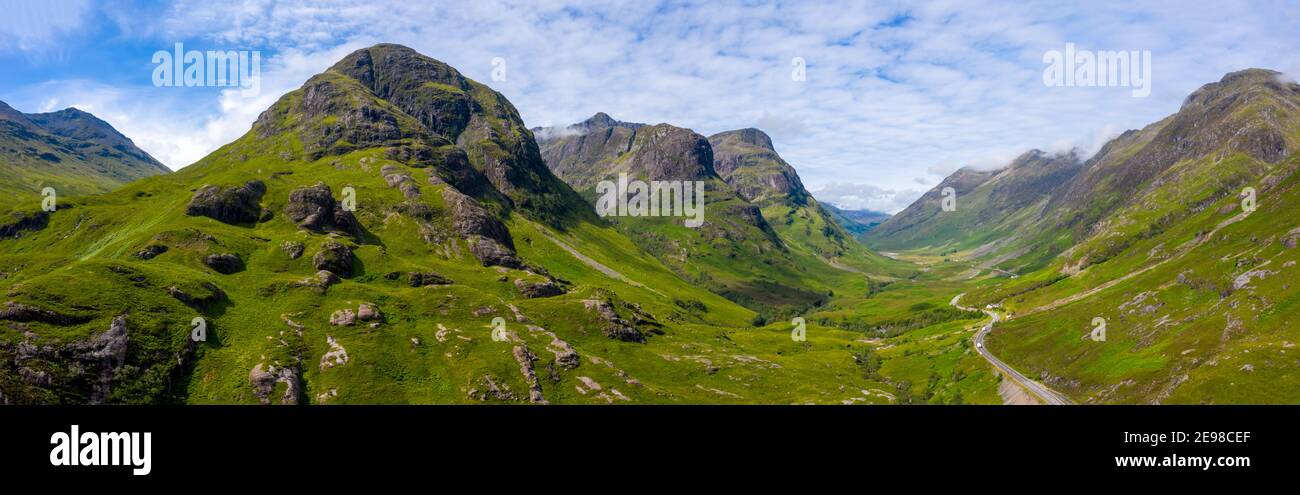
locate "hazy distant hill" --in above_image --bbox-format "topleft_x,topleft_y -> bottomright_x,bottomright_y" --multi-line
0,102 -> 169,203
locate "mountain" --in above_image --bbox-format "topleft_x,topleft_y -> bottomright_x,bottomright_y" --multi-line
0,102 -> 169,202
535,114 -> 832,313
707,128 -> 809,204
888,68 -> 1300,403
863,149 -> 1085,259
705,127 -> 896,271
822,204 -> 890,237
0,44 -> 969,406
535,115 -> 906,314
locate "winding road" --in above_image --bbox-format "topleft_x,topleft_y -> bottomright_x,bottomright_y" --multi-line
952,294 -> 1072,405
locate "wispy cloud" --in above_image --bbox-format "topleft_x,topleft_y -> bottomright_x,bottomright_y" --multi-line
809,182 -> 923,214
2,0 -> 1297,195
0,0 -> 93,54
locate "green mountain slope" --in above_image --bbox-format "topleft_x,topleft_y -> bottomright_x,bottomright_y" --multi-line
0,44 -> 978,405
707,127 -> 900,274
863,149 -> 1085,260
914,69 -> 1300,403
0,102 -> 169,203
535,115 -> 907,316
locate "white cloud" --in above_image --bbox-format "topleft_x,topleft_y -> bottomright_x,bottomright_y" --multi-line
9,0 -> 1299,188
0,0 -> 92,53
809,182 -> 924,214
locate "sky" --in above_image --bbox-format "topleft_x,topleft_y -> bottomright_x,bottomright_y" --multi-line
2,0 -> 1297,213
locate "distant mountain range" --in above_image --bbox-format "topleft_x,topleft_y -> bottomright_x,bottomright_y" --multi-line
0,101 -> 168,202
822,204 -> 890,237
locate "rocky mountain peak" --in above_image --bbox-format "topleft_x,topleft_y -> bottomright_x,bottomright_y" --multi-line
584,112 -> 618,128
711,128 -> 774,151
707,128 -> 807,204
629,124 -> 717,181
248,43 -> 587,226
27,107 -> 152,158
1181,68 -> 1298,111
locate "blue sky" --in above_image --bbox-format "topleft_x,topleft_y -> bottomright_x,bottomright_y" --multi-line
2,0 -> 1297,212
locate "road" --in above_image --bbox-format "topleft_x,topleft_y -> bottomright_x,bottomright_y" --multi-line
952,294 -> 1072,405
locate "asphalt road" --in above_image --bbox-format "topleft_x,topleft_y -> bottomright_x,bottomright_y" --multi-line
952,294 -> 1072,405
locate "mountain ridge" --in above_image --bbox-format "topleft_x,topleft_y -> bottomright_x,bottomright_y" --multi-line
0,101 -> 169,203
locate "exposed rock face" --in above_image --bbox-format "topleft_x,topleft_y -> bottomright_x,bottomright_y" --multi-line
281,241 -> 305,259
249,362 -> 300,405
0,210 -> 50,239
0,301 -> 90,325
69,315 -> 130,404
708,128 -> 810,204
329,44 -> 475,142
329,309 -> 356,326
319,335 -> 349,370
0,313 -> 158,404
185,180 -> 266,225
254,44 -> 582,225
534,112 -> 643,188
203,253 -> 244,274
285,183 -> 363,238
357,303 -> 383,322
294,270 -> 340,291
167,282 -> 227,309
330,303 -> 381,326
406,271 -> 452,287
512,345 -> 546,403
626,124 -> 717,182
134,244 -> 167,260
527,325 -> 580,370
551,342 -> 580,369
467,374 -> 517,401
539,118 -> 717,191
1280,227 -> 1300,249
514,278 -> 565,298
442,188 -> 522,268
583,298 -> 660,343
312,240 -> 355,277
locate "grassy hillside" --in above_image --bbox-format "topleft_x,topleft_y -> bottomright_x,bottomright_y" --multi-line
869,68 -> 1300,404
0,44 -> 996,405
536,116 -> 909,319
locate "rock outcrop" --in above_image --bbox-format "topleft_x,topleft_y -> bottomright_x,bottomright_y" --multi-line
185,180 -> 266,224
203,253 -> 244,274
285,183 -> 363,238
249,362 -> 300,405
514,278 -> 565,298
442,188 -> 522,268
312,240 -> 355,277
69,315 -> 130,404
